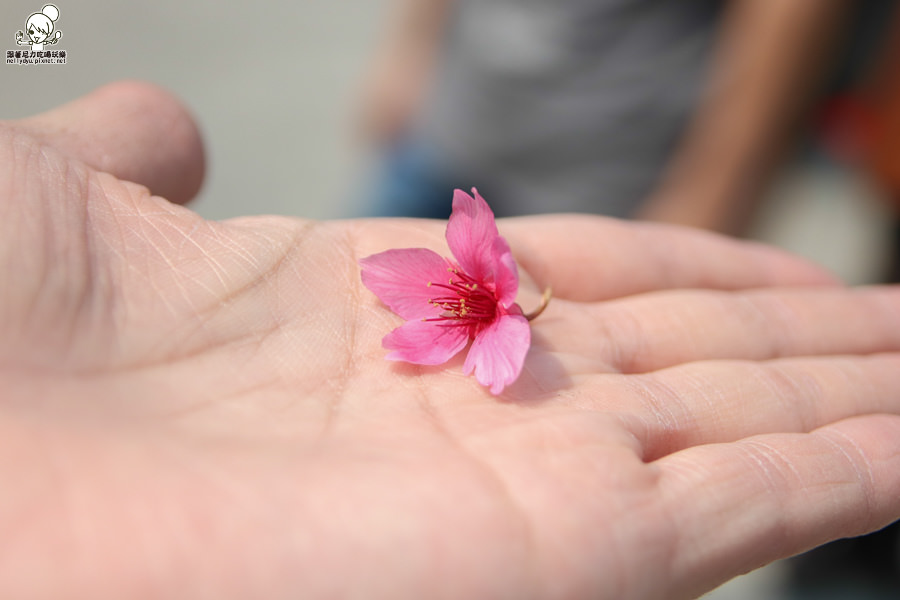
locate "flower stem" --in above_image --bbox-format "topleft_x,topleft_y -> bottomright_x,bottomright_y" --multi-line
524,287 -> 552,322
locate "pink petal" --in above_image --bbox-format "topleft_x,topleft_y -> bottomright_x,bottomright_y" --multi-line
490,236 -> 519,308
360,248 -> 452,320
383,320 -> 470,365
463,311 -> 530,395
445,189 -> 500,283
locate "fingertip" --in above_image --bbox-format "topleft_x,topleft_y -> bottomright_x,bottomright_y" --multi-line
504,216 -> 843,301
18,80 -> 205,205
738,237 -> 843,288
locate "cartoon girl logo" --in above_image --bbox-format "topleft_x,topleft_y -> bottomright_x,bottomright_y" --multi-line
15,5 -> 63,52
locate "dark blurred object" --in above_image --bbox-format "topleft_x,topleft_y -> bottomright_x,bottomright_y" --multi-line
788,524 -> 900,599
815,0 -> 900,282
891,222 -> 900,283
789,2 -> 900,594
861,2 -> 900,284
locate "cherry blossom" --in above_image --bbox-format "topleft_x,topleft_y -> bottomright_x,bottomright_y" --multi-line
360,189 -> 541,394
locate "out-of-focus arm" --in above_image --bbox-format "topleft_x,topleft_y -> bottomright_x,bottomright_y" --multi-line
638,0 -> 852,235
357,0 -> 454,142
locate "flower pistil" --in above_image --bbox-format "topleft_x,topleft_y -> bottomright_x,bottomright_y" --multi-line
425,268 -> 497,325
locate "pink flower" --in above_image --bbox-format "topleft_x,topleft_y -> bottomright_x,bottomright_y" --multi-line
360,189 -> 530,394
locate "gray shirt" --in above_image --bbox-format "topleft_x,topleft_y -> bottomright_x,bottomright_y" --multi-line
417,0 -> 721,217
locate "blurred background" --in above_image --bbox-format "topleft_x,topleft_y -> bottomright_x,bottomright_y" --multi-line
1,1 -> 385,220
2,1 -> 898,598
1,1 -> 897,283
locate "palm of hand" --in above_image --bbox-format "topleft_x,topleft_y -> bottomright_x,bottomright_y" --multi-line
2,84 -> 899,600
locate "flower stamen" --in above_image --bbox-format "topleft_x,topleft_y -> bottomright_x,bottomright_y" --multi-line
424,272 -> 498,324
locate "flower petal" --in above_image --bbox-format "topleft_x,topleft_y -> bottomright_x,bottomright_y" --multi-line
491,236 -> 519,308
383,320 -> 470,365
360,248 -> 452,320
445,188 -> 500,283
463,311 -> 530,395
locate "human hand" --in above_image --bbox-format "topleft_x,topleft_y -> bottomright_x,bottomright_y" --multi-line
2,82 -> 899,599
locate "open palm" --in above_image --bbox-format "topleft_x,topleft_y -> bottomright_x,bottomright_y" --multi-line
2,83 -> 899,600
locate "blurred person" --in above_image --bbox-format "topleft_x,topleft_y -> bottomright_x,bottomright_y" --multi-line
786,3 -> 900,597
817,0 -> 900,285
3,81 -> 900,599
358,0 -> 849,235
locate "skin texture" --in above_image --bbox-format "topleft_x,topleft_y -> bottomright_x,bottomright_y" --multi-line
2,81 -> 900,599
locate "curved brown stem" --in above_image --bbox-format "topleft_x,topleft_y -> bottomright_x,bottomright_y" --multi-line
524,287 -> 552,322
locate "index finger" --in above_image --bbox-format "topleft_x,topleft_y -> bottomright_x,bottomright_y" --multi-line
500,216 -> 838,301
657,414 -> 900,599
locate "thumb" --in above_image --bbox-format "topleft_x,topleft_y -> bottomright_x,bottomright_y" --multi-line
15,80 -> 205,205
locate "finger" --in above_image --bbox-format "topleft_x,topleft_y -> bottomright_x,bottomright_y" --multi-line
589,353 -> 900,461
541,286 -> 900,373
656,414 -> 900,599
12,80 -> 204,204
500,216 -> 837,301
